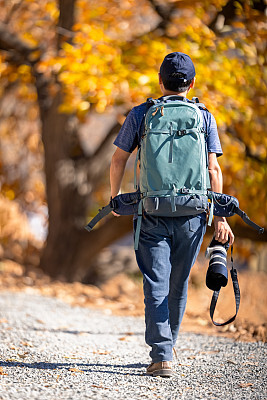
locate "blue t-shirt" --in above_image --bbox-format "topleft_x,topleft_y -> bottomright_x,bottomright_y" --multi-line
114,99 -> 222,156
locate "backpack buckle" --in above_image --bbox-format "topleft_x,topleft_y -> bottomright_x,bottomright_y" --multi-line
180,188 -> 190,194
110,197 -> 118,209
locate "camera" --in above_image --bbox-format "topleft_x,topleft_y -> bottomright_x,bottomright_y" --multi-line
205,237 -> 230,292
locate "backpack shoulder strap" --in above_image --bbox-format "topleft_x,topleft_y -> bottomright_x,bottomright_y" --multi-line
191,96 -> 210,112
137,98 -> 156,139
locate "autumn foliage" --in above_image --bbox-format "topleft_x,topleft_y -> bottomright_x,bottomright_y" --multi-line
0,0 -> 266,279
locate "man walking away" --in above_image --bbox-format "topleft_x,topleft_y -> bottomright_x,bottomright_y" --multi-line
110,52 -> 234,377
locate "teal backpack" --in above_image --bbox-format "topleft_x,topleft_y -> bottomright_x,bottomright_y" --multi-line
85,95 -> 263,249
134,95 -> 212,249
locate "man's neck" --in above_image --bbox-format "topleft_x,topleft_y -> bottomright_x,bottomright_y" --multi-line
161,90 -> 187,97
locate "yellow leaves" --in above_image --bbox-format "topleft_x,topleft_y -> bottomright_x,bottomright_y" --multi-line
54,25 -> 126,115
95,98 -> 108,113
44,0 -> 59,21
27,133 -> 41,152
77,101 -> 90,119
4,189 -> 15,201
78,101 -> 90,112
21,31 -> 39,47
138,75 -> 150,85
17,65 -> 31,75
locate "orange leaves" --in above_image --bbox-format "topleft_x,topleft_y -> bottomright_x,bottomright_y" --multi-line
69,367 -> 84,373
0,367 -> 8,376
52,24 -> 125,115
0,0 -> 266,231
239,382 -> 253,388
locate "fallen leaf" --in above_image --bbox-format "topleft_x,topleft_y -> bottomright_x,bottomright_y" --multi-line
69,368 -> 84,373
21,341 -> 33,347
227,360 -> 237,365
196,318 -> 208,326
93,350 -> 111,355
0,367 -> 8,376
243,362 -> 258,366
239,383 -> 253,388
18,353 -> 29,359
91,384 -> 114,390
119,337 -> 127,341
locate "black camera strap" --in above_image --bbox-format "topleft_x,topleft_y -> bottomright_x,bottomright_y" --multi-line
210,246 -> 241,326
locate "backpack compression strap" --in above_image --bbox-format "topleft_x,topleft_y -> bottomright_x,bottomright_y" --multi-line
85,203 -> 113,232
234,207 -> 264,234
209,246 -> 240,326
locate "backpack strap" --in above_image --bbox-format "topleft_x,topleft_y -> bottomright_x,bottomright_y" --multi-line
134,147 -> 141,190
84,203 -> 113,232
208,195 -> 214,226
191,96 -> 209,112
234,207 -> 264,234
210,246 -> 241,326
134,99 -> 157,189
134,199 -> 143,250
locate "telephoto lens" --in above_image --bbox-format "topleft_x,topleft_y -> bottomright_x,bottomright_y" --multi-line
205,237 -> 230,291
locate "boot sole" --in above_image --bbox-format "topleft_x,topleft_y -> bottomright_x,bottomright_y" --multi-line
147,368 -> 173,378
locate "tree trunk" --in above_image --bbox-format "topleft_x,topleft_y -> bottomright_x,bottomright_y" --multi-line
37,85 -> 130,281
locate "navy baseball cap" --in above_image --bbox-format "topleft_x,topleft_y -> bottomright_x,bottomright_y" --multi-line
160,52 -> 196,83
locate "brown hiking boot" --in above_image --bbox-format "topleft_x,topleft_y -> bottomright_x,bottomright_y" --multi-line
146,361 -> 173,377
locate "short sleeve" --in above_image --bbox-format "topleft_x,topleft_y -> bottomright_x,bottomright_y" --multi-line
113,109 -> 139,153
202,110 -> 223,157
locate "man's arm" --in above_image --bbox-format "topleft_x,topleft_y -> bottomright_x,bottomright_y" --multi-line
110,147 -> 131,215
208,152 -> 234,245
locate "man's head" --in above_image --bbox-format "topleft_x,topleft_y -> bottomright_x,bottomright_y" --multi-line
159,52 -> 195,94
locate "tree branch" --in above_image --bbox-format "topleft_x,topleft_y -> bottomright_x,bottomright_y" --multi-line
226,126 -> 267,165
57,0 -> 76,48
208,0 -> 237,33
4,0 -> 24,24
76,121 -> 123,193
147,0 -> 177,33
75,214 -> 133,278
209,0 -> 267,33
0,22 -> 38,64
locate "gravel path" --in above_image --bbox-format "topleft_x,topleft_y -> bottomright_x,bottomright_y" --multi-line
0,291 -> 266,400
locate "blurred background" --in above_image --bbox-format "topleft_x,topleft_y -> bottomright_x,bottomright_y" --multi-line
0,0 -> 266,339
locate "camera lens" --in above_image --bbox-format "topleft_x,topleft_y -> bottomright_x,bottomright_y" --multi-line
205,237 -> 229,291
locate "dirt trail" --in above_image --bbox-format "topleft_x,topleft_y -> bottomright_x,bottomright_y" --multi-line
0,259 -> 266,342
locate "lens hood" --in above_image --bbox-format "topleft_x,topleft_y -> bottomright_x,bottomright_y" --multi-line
206,263 -> 228,291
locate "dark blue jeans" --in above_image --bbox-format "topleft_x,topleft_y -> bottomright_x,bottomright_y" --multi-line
134,214 -> 206,363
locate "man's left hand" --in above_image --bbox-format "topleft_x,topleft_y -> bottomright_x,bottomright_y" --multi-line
214,216 -> 234,245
